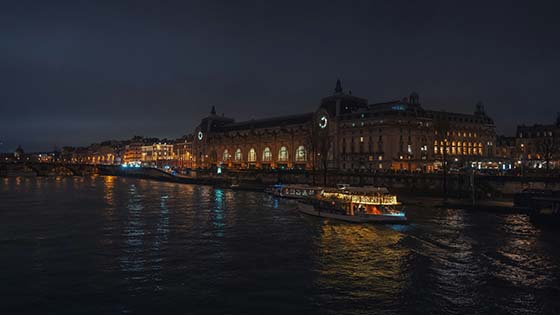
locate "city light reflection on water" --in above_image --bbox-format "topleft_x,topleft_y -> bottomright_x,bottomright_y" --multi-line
312,223 -> 409,312
213,189 -> 225,237
103,175 -> 115,208
0,176 -> 559,315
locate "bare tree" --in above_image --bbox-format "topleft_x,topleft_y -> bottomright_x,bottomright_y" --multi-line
537,133 -> 557,173
433,114 -> 450,199
309,114 -> 332,186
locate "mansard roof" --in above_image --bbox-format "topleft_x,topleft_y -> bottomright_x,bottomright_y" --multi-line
214,112 -> 314,132
426,110 -> 494,125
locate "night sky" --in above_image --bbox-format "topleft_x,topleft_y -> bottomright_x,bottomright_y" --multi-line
2,0 -> 560,152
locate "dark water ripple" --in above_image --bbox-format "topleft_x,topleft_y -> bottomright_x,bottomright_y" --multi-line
1,176 -> 559,315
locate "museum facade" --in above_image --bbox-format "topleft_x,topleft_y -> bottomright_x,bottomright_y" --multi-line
192,80 -> 496,172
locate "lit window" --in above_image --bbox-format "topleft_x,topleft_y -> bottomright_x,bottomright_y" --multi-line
295,146 -> 306,162
223,149 -> 229,161
262,147 -> 272,162
360,137 -> 364,143
235,149 -> 242,161
248,148 -> 256,162
278,146 -> 288,162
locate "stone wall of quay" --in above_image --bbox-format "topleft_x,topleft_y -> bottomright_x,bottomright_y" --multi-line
3,163 -> 559,197
202,170 -> 560,197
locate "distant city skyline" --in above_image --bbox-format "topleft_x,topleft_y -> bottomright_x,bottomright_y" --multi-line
2,1 -> 560,152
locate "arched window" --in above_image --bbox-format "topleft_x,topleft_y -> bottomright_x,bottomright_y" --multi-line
278,146 -> 288,162
235,149 -> 242,161
295,146 -> 306,162
248,148 -> 256,162
223,149 -> 229,161
262,147 -> 272,162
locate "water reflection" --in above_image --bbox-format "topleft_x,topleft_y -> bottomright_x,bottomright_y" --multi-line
428,209 -> 482,313
312,223 -> 408,312
485,214 -> 557,314
2,178 -> 560,314
156,194 -> 170,247
494,215 -> 547,287
103,176 -> 115,208
120,184 -> 145,276
211,189 -> 227,238
148,193 -> 171,289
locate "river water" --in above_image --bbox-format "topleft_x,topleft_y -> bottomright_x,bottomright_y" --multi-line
1,176 -> 559,315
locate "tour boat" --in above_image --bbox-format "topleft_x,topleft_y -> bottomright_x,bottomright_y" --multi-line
268,184 -> 323,199
297,186 -> 407,223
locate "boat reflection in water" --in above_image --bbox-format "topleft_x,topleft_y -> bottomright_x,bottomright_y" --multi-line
297,186 -> 407,223
312,223 -> 410,313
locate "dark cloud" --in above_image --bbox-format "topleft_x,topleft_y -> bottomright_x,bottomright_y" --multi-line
1,0 -> 560,152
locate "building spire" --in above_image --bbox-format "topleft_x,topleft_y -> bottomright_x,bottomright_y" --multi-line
210,106 -> 216,115
475,101 -> 485,116
334,79 -> 343,94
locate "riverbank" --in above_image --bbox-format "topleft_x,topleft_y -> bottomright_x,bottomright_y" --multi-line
0,164 -> 537,213
103,168 -> 521,213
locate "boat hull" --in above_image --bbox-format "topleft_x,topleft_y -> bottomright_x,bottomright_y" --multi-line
297,202 -> 407,224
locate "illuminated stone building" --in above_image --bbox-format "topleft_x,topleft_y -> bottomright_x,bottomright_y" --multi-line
516,113 -> 560,169
192,80 -> 497,172
193,106 -> 313,169
123,142 -> 143,164
496,136 -> 518,162
428,102 -> 496,171
140,143 -> 175,166
77,142 -> 121,165
173,136 -> 193,168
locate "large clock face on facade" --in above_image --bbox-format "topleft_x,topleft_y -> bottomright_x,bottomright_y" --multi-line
197,131 -> 204,140
319,115 -> 328,129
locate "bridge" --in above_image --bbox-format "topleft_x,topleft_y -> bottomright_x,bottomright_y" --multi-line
1,162 -> 104,177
